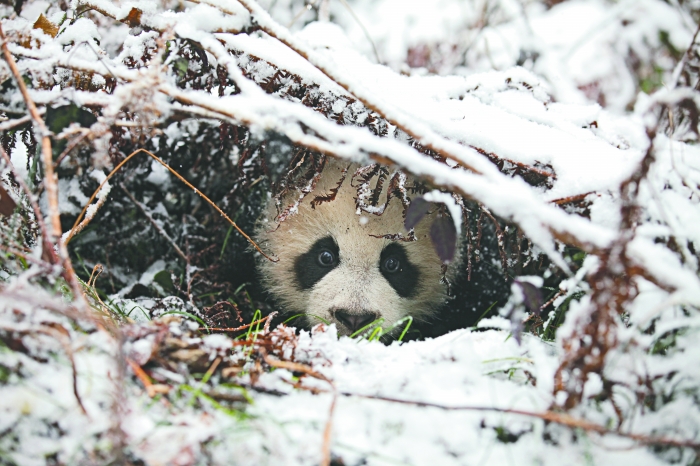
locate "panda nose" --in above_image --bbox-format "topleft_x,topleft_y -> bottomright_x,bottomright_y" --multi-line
335,310 -> 378,333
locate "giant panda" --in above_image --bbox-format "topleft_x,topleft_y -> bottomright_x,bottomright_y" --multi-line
254,156 -> 463,337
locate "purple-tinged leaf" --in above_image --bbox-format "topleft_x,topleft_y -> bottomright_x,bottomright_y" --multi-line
515,280 -> 543,315
404,197 -> 432,230
430,216 -> 457,263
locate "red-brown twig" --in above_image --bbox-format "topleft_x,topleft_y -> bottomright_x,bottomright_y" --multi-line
0,25 -> 60,242
551,192 -> 595,205
54,131 -> 90,168
126,358 -> 170,397
201,315 -> 274,333
64,148 -> 277,262
120,183 -> 188,262
0,23 -> 87,311
337,392 -> 699,450
1,324 -> 89,416
0,113 -> 36,132
264,353 -> 336,466
0,146 -> 58,263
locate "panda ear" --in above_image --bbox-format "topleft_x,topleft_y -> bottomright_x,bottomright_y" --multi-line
404,197 -> 432,230
430,216 -> 457,263
293,236 -> 340,290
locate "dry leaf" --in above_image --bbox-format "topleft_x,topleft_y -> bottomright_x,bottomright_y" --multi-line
33,14 -> 58,38
0,185 -> 17,217
124,8 -> 142,27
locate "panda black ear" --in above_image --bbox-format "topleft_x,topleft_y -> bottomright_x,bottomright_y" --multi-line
293,236 -> 340,290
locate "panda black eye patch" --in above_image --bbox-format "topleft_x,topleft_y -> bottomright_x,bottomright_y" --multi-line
294,236 -> 340,290
379,242 -> 420,298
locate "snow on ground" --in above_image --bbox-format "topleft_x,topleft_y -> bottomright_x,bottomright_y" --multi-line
0,288 -> 671,465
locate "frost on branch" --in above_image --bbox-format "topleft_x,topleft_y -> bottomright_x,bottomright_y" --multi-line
1,0 -> 700,465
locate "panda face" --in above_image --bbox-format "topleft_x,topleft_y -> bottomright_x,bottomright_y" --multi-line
255,159 -> 457,337
294,236 -> 420,299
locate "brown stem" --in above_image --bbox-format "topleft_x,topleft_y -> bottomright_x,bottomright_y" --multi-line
263,352 -> 336,466
0,146 -> 58,263
0,24 -> 87,310
120,183 -> 189,262
64,148 -> 277,262
0,25 -> 61,240
54,131 -> 90,168
337,392 -> 699,450
551,192 -> 595,205
1,325 -> 89,417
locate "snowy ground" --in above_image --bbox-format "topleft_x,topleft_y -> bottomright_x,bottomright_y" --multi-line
0,293 -> 674,466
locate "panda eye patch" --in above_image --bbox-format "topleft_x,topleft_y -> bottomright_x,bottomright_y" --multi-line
379,243 -> 419,298
294,236 -> 340,290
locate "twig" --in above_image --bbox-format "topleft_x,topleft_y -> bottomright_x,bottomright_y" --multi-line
0,145 -> 58,264
66,178 -> 111,241
126,358 -> 170,397
321,389 -> 336,466
120,183 -> 188,263
540,289 -> 566,311
0,24 -> 87,311
202,356 -> 222,382
0,244 -> 54,269
64,148 -> 277,262
0,324 -> 89,417
54,131 -> 90,168
263,353 -> 336,466
472,145 -> 555,180
337,0 -> 381,63
551,192 -> 595,205
337,392 -> 700,450
0,25 -> 61,241
204,313 -> 276,333
670,22 -> 700,90
0,113 -> 34,132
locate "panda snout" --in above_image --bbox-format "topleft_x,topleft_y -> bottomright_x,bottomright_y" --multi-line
333,309 -> 378,333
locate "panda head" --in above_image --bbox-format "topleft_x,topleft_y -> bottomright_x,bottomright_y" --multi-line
255,158 -> 459,337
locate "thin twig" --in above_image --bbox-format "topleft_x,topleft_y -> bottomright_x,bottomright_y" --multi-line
540,289 -> 566,311
551,192 -> 595,205
202,356 -> 222,382
54,131 -> 90,168
670,22 -> 700,90
120,183 -> 188,263
126,358 -> 170,397
0,144 -> 58,264
0,113 -> 33,132
0,25 -> 60,241
337,0 -> 381,63
204,314 -> 276,333
0,325 -> 89,416
336,392 -> 700,450
263,352 -> 336,466
0,24 -> 87,310
64,148 -> 277,262
0,244 -> 54,269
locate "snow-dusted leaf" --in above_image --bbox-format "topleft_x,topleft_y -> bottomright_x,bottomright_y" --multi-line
429,215 -> 457,263
404,196 -> 431,230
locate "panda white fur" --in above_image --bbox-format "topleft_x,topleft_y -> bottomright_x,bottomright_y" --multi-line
255,157 -> 461,337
